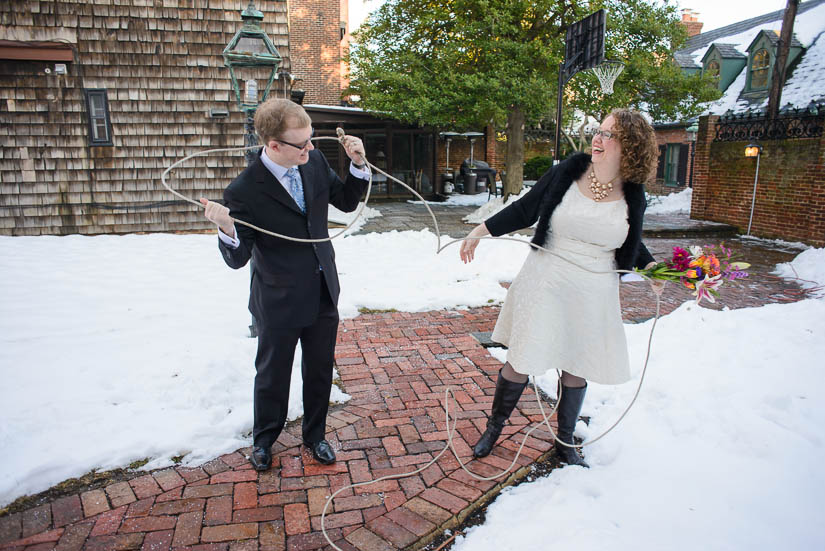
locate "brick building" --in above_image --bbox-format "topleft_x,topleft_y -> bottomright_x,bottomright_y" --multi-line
656,0 -> 825,246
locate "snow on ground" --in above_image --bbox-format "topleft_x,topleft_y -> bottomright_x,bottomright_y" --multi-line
646,187 -> 692,215
464,185 -> 692,224
455,290 -> 825,551
773,247 -> 825,297
327,201 -> 382,234
463,187 -> 532,224
1,230 -> 824,550
0,230 -> 529,505
409,191 -> 493,208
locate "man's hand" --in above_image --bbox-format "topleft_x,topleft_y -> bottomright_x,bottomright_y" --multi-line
340,133 -> 367,167
199,198 -> 235,238
460,223 -> 490,264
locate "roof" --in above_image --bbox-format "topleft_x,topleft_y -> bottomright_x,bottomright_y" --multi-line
679,0 -> 825,54
707,43 -> 747,59
746,29 -> 805,51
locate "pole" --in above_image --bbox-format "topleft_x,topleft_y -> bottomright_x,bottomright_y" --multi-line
554,63 -> 565,163
767,0 -> 799,121
245,107 -> 259,337
747,152 -> 760,236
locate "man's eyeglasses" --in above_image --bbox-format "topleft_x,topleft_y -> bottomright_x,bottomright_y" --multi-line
593,129 -> 615,140
276,128 -> 315,151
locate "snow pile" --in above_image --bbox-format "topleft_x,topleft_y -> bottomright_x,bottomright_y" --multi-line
773,247 -> 825,297
328,202 -> 382,234
463,187 -> 532,224
646,187 -> 692,215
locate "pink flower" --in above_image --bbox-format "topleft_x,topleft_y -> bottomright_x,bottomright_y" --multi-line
694,274 -> 723,305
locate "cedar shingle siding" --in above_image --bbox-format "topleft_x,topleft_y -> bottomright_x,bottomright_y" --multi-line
0,0 -> 297,236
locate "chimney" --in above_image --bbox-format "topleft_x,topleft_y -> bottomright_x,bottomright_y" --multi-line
681,9 -> 704,37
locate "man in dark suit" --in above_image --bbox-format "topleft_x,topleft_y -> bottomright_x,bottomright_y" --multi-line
200,98 -> 369,471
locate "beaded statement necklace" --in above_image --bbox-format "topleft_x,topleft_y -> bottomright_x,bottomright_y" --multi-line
588,169 -> 619,201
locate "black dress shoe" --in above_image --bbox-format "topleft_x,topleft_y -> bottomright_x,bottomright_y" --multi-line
304,439 -> 336,465
249,446 -> 272,471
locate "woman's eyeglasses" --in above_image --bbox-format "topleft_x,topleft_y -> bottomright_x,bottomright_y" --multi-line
593,129 -> 615,140
276,128 -> 315,151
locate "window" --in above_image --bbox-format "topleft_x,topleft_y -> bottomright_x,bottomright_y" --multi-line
707,60 -> 720,86
750,49 -> 770,90
84,89 -> 113,146
664,144 -> 688,187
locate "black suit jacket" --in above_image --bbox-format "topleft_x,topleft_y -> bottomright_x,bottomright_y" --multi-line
485,152 -> 654,271
218,149 -> 368,328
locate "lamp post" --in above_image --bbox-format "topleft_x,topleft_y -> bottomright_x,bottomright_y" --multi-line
223,0 -> 282,164
223,1 -> 282,337
686,122 -> 698,188
745,143 -> 762,236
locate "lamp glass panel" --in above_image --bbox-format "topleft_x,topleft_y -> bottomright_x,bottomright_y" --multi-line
233,36 -> 269,55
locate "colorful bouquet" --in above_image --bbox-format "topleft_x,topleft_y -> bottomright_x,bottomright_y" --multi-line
635,244 -> 750,304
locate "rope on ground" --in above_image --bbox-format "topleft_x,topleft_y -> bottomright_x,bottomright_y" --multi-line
161,137 -> 666,551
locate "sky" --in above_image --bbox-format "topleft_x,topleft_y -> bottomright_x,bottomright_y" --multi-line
348,1 -> 793,34
1,192 -> 824,549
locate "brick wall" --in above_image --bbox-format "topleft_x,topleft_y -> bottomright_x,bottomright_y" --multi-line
289,0 -> 344,106
650,126 -> 695,195
691,115 -> 825,246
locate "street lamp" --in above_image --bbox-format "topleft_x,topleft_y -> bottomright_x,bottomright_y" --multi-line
439,132 -> 460,194
745,143 -> 762,236
223,0 -> 282,164
686,122 -> 698,188
223,1 -> 282,338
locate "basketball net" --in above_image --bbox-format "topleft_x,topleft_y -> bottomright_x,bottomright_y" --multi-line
592,60 -> 624,94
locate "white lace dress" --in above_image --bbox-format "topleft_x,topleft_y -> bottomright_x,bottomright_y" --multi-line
491,183 -> 631,385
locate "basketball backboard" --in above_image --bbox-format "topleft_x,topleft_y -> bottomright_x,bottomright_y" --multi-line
563,9 -> 606,79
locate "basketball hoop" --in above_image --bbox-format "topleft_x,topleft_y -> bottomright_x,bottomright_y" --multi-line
592,60 -> 624,94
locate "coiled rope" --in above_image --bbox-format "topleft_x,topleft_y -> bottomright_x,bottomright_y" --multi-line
161,132 -> 664,550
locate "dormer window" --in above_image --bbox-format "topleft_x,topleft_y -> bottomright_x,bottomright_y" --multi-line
750,49 -> 770,89
707,60 -> 720,84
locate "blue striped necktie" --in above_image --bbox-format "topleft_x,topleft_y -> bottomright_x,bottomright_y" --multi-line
285,167 -> 305,213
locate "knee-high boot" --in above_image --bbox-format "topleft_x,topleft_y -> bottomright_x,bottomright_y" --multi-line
473,370 -> 528,458
554,383 -> 588,467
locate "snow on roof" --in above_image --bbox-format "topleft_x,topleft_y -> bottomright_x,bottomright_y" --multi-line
673,1 -> 825,115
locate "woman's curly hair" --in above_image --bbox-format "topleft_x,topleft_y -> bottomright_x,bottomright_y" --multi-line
609,109 -> 659,185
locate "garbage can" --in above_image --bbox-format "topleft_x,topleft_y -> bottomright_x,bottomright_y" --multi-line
460,159 -> 496,194
462,172 -> 478,195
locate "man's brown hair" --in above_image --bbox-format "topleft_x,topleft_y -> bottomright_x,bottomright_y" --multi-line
254,98 -> 312,145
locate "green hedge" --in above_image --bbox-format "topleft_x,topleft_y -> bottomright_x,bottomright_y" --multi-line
524,155 -> 553,180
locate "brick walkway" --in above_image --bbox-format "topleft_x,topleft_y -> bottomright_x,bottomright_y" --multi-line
0,206 -> 807,551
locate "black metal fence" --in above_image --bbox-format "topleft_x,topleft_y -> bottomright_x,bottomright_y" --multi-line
714,102 -> 825,142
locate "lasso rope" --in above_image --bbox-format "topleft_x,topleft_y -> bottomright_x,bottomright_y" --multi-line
161,132 -> 665,550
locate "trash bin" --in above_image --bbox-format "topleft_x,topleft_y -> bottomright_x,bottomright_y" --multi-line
462,172 -> 478,195
460,159 -> 496,194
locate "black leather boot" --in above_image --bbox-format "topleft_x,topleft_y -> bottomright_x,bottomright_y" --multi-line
473,370 -> 528,458
554,383 -> 589,467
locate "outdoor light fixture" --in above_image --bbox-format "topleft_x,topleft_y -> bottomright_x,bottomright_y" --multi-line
222,0 -> 282,339
222,1 -> 282,113
744,143 -> 762,158
745,143 -> 762,236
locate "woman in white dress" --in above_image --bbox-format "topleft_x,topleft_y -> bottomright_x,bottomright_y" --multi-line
459,109 -> 661,466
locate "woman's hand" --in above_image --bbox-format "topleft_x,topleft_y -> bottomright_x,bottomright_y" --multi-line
460,223 -> 490,263
644,261 -> 666,296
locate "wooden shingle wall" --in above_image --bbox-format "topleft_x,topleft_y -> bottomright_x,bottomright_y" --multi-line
0,0 -> 291,235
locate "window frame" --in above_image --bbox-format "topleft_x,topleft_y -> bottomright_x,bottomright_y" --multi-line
749,48 -> 770,91
664,144 -> 681,187
84,89 -> 113,146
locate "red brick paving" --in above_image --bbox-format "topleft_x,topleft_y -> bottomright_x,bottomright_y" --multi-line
0,251 -> 804,551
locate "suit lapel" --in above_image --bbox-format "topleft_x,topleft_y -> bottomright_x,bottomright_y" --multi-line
253,158 -> 304,215
298,158 -> 315,217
